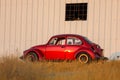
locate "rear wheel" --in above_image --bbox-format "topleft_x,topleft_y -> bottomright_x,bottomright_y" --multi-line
77,53 -> 92,64
25,52 -> 38,62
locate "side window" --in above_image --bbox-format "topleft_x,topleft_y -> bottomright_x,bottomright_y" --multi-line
67,38 -> 73,45
56,39 -> 65,45
67,37 -> 82,45
49,37 -> 66,45
49,38 -> 58,45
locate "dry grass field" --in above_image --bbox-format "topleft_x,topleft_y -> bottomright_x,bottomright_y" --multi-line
0,56 -> 120,80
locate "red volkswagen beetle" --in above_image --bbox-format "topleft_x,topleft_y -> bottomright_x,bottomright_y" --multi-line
20,34 -> 105,63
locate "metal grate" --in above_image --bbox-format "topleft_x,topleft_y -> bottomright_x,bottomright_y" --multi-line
65,3 -> 87,21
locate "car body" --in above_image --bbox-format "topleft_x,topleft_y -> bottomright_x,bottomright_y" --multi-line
20,34 -> 105,63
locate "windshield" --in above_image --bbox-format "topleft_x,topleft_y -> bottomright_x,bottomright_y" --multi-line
83,37 -> 93,44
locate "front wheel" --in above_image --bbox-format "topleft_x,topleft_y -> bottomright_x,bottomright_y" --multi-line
25,52 -> 38,62
77,53 -> 92,64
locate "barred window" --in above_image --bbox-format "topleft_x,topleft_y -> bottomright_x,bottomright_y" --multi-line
65,3 -> 88,21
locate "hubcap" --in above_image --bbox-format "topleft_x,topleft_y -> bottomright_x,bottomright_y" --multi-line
26,55 -> 35,62
79,54 -> 88,63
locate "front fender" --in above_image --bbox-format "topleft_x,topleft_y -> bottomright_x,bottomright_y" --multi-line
24,49 -> 44,60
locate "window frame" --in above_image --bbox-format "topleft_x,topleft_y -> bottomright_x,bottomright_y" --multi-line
65,3 -> 88,21
48,37 -> 66,46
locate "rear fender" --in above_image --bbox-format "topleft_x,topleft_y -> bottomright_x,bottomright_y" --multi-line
75,49 -> 95,59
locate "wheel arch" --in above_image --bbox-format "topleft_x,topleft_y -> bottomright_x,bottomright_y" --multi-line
75,50 -> 95,59
25,49 -> 44,60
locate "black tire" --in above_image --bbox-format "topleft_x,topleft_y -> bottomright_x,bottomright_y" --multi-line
77,53 -> 92,64
25,52 -> 38,62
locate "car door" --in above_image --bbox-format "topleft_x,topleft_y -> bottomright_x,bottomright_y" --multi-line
45,37 -> 66,60
65,36 -> 83,59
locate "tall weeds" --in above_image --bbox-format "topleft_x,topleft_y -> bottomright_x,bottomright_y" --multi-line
0,56 -> 120,80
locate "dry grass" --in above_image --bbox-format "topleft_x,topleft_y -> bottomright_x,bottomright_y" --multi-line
0,56 -> 120,80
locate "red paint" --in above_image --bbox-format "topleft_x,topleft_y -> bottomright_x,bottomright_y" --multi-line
23,34 -> 104,61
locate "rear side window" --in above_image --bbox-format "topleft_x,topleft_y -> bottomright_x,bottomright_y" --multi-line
67,37 -> 82,45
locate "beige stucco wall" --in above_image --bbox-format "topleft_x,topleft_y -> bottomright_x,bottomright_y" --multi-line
0,0 -> 120,57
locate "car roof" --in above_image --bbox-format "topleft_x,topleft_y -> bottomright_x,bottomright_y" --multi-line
52,34 -> 84,38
